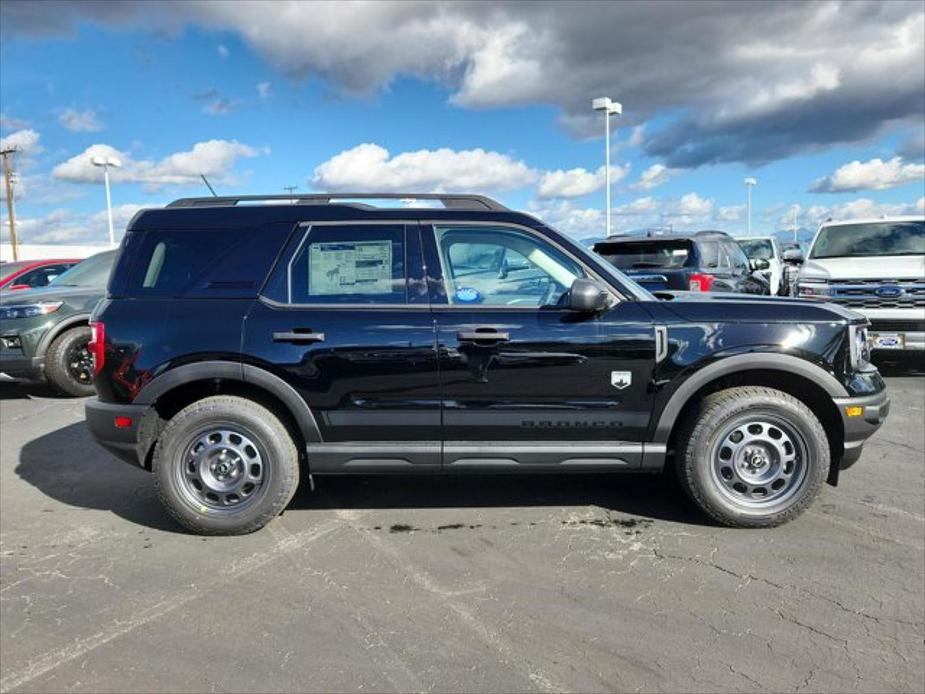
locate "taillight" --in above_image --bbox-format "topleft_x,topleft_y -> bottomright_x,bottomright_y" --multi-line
689,273 -> 715,292
88,321 -> 105,376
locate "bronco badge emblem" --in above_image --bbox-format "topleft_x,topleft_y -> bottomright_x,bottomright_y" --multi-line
611,371 -> 632,389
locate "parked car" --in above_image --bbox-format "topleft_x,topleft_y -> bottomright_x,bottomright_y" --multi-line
794,216 -> 924,354
85,193 -> 887,535
737,236 -> 783,295
0,258 -> 80,291
593,231 -> 770,294
0,250 -> 117,395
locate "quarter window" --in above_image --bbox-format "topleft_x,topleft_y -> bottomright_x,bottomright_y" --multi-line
434,226 -> 583,307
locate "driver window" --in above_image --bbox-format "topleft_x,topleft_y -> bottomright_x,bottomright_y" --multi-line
434,226 -> 584,307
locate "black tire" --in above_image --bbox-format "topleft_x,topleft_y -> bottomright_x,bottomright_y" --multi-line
153,396 -> 300,535
44,326 -> 95,397
675,386 -> 829,528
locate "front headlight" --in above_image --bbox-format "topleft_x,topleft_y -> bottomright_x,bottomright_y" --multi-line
797,279 -> 829,298
0,301 -> 63,321
849,324 -> 872,369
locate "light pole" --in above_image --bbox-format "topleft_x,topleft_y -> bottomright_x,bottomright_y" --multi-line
91,156 -> 121,246
592,97 -> 622,237
744,177 -> 757,235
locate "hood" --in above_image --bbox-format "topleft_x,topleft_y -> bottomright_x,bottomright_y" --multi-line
0,284 -> 106,307
654,291 -> 865,324
801,255 -> 925,281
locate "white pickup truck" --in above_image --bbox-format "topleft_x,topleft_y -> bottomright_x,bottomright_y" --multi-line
795,216 -> 925,353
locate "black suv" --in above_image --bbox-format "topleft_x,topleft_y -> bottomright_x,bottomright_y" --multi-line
85,194 -> 888,535
593,231 -> 770,294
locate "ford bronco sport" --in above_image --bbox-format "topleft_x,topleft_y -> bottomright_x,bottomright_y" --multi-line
84,193 -> 889,535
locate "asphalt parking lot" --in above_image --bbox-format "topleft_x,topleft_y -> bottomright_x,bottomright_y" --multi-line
1,364 -> 923,694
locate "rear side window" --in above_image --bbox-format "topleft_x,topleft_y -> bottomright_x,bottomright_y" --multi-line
126,224 -> 293,298
697,241 -> 719,268
266,224 -> 408,305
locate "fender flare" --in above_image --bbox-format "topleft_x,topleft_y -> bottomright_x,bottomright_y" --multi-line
133,360 -> 322,444
35,314 -> 92,358
651,353 -> 848,444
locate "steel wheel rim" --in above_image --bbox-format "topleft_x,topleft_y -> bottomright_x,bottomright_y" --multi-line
709,415 -> 808,509
174,426 -> 269,514
66,338 -> 94,385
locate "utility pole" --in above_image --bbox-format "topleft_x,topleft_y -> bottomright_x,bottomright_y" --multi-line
283,185 -> 297,203
1,147 -> 18,261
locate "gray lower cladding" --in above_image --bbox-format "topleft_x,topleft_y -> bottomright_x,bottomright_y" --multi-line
305,441 -> 666,473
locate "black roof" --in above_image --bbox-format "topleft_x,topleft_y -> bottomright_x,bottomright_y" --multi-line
128,192 -> 538,231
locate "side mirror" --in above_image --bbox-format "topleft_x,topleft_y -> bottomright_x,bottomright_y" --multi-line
749,258 -> 770,271
569,278 -> 610,313
782,249 -> 804,264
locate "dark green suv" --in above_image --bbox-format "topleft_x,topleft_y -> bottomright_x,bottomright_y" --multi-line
0,250 -> 116,395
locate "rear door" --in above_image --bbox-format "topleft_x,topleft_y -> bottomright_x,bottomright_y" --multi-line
242,222 -> 442,471
424,222 -> 656,471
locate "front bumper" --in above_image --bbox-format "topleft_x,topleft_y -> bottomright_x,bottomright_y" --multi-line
833,389 -> 891,470
85,397 -> 152,467
0,351 -> 43,379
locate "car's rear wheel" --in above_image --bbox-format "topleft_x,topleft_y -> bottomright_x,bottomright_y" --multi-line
44,326 -> 95,397
153,396 -> 300,535
676,386 -> 829,527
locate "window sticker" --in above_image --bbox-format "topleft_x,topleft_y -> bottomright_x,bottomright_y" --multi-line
309,240 -> 393,295
454,287 -> 482,303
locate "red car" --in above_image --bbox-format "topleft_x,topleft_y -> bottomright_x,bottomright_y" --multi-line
0,259 -> 81,291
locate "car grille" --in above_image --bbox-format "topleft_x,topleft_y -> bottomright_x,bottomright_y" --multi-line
826,278 -> 925,309
870,319 -> 925,333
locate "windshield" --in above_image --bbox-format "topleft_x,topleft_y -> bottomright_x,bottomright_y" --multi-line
810,221 -> 924,259
595,240 -> 692,269
50,250 -> 116,287
738,238 -> 774,260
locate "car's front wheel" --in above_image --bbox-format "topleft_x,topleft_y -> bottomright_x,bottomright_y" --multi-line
44,326 -> 95,396
153,396 -> 300,535
676,386 -> 829,527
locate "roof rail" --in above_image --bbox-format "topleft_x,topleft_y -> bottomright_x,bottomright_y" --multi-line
165,192 -> 508,212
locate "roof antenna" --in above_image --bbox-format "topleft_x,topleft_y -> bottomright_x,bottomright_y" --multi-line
200,174 -> 218,197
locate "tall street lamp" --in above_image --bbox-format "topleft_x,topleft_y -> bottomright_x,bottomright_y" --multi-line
91,156 -> 121,246
744,177 -> 757,235
592,97 -> 622,237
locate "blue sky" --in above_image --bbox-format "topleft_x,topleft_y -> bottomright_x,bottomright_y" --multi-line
1,1 -> 923,245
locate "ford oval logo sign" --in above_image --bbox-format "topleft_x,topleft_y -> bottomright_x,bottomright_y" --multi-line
876,286 -> 904,298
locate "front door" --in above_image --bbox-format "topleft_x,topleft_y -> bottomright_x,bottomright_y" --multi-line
242,222 -> 441,471
423,223 -> 656,471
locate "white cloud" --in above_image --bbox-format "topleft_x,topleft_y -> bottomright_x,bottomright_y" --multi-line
525,200 -> 604,239
0,112 -> 30,130
5,2 -> 921,168
0,128 -> 41,154
613,197 -> 657,216
57,107 -> 104,132
809,156 -> 925,192
718,205 -> 745,222
629,164 -> 677,191
1,203 -> 154,244
217,44 -> 229,58
773,197 -> 925,231
678,192 -> 713,217
52,139 -> 266,190
537,164 -> 628,199
311,143 -> 537,193
256,81 -> 272,101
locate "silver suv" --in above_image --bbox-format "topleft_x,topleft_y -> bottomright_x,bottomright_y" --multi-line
795,216 -> 924,353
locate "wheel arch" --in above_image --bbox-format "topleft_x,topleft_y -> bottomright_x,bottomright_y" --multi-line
654,355 -> 847,485
36,314 -> 92,358
132,361 -> 321,470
